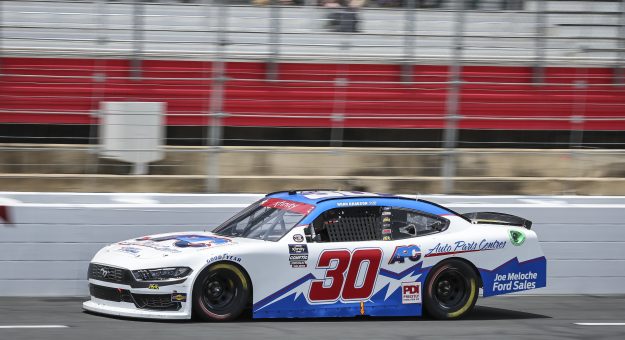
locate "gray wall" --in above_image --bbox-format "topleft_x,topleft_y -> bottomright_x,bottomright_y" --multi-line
1,193 -> 623,296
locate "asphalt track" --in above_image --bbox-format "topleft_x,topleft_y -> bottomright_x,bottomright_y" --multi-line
1,296 -> 624,340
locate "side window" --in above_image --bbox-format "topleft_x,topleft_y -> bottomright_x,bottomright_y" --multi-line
309,206 -> 382,242
383,208 -> 448,241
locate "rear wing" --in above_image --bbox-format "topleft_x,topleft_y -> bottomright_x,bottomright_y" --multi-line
461,212 -> 532,230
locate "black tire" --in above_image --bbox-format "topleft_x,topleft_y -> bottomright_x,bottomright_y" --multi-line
423,259 -> 479,320
192,263 -> 251,321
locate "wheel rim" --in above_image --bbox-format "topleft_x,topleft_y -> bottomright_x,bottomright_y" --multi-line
433,268 -> 468,310
200,269 -> 238,313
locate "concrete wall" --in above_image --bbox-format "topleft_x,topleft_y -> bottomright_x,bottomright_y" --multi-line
2,145 -> 625,195
0,193 -> 624,296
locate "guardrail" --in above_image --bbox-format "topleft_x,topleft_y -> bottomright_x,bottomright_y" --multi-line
1,192 -> 623,296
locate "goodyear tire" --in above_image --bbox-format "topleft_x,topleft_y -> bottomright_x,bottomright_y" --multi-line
423,259 -> 479,320
192,263 -> 251,321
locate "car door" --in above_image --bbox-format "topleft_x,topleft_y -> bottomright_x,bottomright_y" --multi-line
304,204 -> 450,317
302,205 -> 408,317
251,203 -> 448,318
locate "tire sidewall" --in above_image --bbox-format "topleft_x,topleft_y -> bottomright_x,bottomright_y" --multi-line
192,262 -> 250,321
424,259 -> 479,320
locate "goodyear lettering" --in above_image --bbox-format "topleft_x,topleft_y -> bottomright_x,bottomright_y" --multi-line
207,253 -> 242,263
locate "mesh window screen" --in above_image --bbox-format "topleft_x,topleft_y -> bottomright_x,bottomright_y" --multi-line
325,215 -> 382,242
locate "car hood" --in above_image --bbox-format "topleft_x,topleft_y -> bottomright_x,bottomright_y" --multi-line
102,231 -> 256,260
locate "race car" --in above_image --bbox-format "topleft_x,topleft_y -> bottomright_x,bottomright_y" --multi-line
83,190 -> 546,321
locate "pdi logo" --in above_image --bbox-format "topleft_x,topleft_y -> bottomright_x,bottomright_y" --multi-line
0,206 -> 12,226
401,282 -> 421,304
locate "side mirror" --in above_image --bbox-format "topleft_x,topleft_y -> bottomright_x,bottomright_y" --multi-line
399,224 -> 417,236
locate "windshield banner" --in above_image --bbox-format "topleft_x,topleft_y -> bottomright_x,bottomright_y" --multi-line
260,198 -> 315,215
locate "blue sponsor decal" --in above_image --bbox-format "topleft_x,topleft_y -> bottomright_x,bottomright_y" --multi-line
118,246 -> 141,255
480,256 -> 547,297
388,245 -> 422,264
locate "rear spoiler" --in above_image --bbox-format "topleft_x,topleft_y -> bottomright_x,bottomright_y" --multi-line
461,212 -> 532,230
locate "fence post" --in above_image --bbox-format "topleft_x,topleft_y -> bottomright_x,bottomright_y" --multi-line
0,0 -> 4,76
402,0 -> 417,83
569,80 -> 586,149
569,79 -> 586,184
441,0 -> 465,194
616,0 -> 625,85
267,0 -> 281,81
330,74 -> 347,148
87,0 -> 110,175
131,0 -> 144,79
206,0 -> 228,193
533,0 -> 546,84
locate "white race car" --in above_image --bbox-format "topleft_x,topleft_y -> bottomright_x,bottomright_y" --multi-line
83,190 -> 546,321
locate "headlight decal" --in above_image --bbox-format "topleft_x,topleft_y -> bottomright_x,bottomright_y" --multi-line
132,267 -> 192,281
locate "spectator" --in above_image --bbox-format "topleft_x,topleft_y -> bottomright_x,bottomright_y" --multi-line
323,0 -> 343,30
338,0 -> 364,33
502,0 -> 524,10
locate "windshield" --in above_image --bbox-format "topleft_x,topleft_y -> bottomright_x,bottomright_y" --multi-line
213,198 -> 315,241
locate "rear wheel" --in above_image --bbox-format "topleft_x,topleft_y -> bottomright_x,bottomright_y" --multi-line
192,263 -> 250,321
423,259 -> 479,320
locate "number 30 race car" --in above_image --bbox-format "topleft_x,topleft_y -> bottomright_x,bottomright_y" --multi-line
83,190 -> 546,321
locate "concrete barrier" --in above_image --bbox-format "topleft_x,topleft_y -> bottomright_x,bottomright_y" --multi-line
2,145 -> 625,195
1,192 -> 623,296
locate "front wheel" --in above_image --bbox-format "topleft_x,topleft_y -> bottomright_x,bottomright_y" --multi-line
192,263 -> 251,321
423,259 -> 479,320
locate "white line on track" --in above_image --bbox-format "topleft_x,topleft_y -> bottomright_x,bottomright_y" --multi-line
574,323 -> 625,326
0,325 -> 68,329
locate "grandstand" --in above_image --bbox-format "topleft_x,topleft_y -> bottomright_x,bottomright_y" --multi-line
0,0 -> 624,193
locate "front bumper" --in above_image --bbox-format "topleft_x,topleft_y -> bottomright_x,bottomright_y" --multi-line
83,299 -> 190,320
83,280 -> 192,320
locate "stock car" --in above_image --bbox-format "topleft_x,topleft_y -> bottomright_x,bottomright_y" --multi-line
83,190 -> 546,321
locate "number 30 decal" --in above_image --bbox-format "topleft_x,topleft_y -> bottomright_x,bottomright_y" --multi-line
309,248 -> 382,302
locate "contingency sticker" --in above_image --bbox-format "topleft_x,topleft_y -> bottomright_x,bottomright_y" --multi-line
401,282 -> 422,304
288,244 -> 308,268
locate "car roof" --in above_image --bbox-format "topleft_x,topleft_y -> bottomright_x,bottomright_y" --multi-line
265,190 -> 457,217
266,190 -> 403,203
